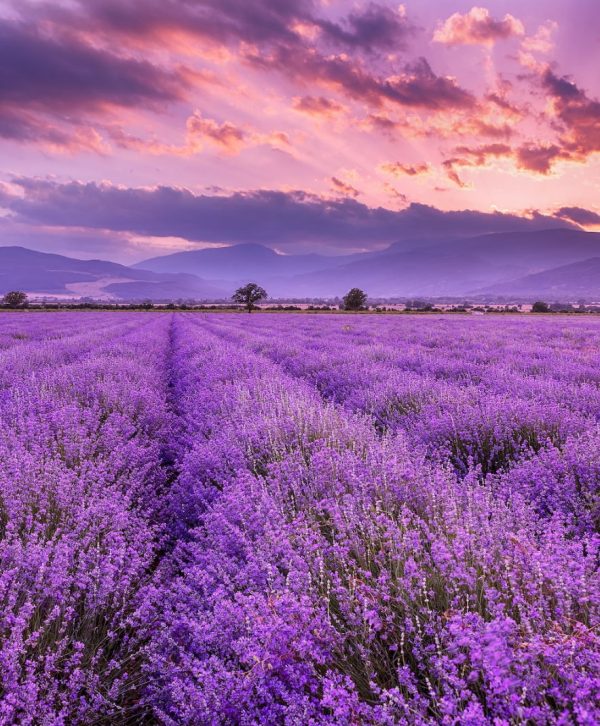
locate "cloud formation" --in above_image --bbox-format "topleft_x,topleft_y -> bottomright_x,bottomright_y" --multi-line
434,7 -> 524,46
0,17 -> 194,151
249,50 -> 475,111
331,177 -> 361,197
554,206 -> 600,226
316,3 -> 414,53
293,96 -> 345,117
541,68 -> 600,164
0,0 -> 597,248
0,178 -> 573,255
380,162 -> 430,177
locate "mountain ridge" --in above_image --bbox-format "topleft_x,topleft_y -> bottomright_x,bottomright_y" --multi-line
0,246 -> 226,300
1,229 -> 599,300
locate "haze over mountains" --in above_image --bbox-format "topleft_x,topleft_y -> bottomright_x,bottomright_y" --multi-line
137,228 -> 600,299
0,247 -> 225,300
1,229 -> 599,301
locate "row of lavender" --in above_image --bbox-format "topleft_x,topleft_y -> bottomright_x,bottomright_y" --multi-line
199,314 -> 600,532
0,312 -> 598,723
0,313 -> 175,723
140,315 -> 599,724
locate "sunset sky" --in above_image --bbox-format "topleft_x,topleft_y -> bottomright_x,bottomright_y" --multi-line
0,0 -> 599,262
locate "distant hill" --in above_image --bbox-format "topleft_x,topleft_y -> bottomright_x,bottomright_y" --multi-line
134,243 -> 362,281
0,246 -> 225,300
1,228 -> 599,301
133,230 -> 600,299
276,229 -> 600,297
479,257 -> 600,298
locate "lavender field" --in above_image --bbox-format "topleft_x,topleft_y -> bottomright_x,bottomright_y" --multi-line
1,312 -> 599,725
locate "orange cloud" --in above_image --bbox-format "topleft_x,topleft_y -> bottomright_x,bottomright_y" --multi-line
515,144 -> 563,174
522,21 -> 558,54
542,69 -> 600,162
186,113 -> 248,154
331,177 -> 361,198
434,7 -> 524,46
293,96 -> 345,118
108,114 -> 290,158
380,162 -> 430,177
443,143 -> 512,185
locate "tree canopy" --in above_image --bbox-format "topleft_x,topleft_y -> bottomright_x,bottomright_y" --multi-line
2,291 -> 28,308
342,288 -> 368,311
232,283 -> 268,312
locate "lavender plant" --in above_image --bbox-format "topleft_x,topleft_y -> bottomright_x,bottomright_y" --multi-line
0,312 -> 598,724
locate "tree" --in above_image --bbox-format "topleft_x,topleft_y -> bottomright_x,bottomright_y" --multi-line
232,283 -> 267,313
531,300 -> 550,313
2,291 -> 28,308
342,288 -> 367,311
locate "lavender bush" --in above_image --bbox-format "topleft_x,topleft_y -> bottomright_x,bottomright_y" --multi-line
0,312 -> 598,724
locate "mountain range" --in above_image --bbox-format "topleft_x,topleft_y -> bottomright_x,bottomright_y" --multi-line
0,228 -> 599,301
0,246 -> 225,300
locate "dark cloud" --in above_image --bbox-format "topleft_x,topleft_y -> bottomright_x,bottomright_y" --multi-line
443,136 -> 594,180
1,179 -> 573,253
0,20 -> 189,112
0,17 -> 193,149
1,0 -> 470,150
331,177 -> 361,198
18,0 -> 414,55
542,69 -> 582,101
316,3 -> 414,53
248,50 -> 475,111
451,144 -> 512,164
554,206 -> 600,226
27,0 -> 315,48
14,1 -> 464,114
0,108 -> 74,145
515,144 -> 563,174
443,144 -> 512,185
539,68 -> 600,164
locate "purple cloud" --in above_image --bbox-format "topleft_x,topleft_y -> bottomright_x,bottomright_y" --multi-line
317,3 -> 415,52
248,50 -> 475,111
0,17 -> 195,150
0,20 -> 189,112
1,178 -> 573,254
554,206 -> 600,226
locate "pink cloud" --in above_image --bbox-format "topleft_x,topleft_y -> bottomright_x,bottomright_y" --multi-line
331,177 -> 361,198
515,143 -> 564,174
108,113 -> 290,157
434,7 -> 524,47
186,113 -> 248,154
380,162 -> 430,177
293,96 -> 345,118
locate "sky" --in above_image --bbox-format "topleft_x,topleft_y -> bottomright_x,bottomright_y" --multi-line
0,0 -> 599,263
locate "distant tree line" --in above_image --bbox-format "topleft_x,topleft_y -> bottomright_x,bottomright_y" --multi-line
2,288 -> 598,314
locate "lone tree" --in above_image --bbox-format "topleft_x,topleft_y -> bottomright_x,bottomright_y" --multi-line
342,287 -> 368,311
2,291 -> 28,308
232,282 -> 267,313
532,300 -> 550,313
